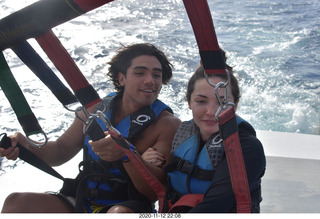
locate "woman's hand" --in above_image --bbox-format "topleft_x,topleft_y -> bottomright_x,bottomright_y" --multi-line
141,147 -> 166,167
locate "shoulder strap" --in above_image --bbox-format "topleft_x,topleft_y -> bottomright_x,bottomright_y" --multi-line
166,155 -> 214,181
237,116 -> 256,137
99,93 -> 173,139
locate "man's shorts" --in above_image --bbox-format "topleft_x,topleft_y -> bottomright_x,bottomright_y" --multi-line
47,191 -> 154,213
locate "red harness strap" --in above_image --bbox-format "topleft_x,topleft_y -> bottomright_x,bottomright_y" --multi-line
112,135 -> 204,213
107,130 -> 167,213
122,145 -> 167,213
182,0 -> 226,74
73,0 -> 114,12
36,30 -> 101,109
219,108 -> 252,213
183,0 -> 252,212
166,194 -> 204,213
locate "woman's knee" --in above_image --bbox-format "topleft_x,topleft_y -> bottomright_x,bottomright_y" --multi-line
107,205 -> 134,213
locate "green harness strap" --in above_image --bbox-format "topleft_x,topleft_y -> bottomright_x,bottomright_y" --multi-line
0,52 -> 46,146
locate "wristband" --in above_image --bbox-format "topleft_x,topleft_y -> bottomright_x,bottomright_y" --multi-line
121,154 -> 130,163
120,144 -> 136,163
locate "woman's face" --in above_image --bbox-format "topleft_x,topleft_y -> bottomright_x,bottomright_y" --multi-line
188,77 -> 235,141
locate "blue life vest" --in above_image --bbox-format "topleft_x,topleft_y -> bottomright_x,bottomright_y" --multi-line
82,92 -> 173,207
166,116 -> 253,202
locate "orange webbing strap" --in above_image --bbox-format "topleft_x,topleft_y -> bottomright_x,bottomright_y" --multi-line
218,108 -> 251,213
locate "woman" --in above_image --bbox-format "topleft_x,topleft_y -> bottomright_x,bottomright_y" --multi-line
144,58 -> 266,213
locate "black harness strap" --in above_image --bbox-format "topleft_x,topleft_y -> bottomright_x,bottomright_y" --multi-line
11,41 -> 78,107
0,133 -> 64,180
0,0 -> 114,51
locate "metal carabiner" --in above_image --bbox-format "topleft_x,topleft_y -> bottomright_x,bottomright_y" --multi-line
97,111 -> 122,138
214,81 -> 229,107
63,101 -> 82,113
26,130 -> 48,148
204,69 -> 231,88
74,99 -> 107,123
74,99 -> 108,132
75,106 -> 93,135
96,111 -> 134,151
85,100 -> 108,118
203,69 -> 235,121
215,102 -> 236,121
75,106 -> 90,125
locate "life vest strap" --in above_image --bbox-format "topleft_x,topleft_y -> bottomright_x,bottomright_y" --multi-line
81,174 -> 128,201
166,156 -> 214,181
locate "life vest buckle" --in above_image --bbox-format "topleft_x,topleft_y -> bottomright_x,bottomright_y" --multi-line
88,188 -> 100,199
177,159 -> 195,175
176,159 -> 185,170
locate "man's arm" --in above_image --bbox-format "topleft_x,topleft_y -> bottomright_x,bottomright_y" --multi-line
0,104 -> 98,167
122,112 -> 181,201
89,111 -> 181,201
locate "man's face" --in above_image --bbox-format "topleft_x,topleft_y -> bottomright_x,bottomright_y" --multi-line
118,55 -> 163,108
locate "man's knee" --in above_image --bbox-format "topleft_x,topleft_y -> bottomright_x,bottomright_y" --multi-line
1,192 -> 73,213
107,205 -> 134,213
1,192 -> 27,213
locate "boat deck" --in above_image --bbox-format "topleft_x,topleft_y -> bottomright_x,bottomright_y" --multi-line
261,156 -> 320,212
0,131 -> 319,213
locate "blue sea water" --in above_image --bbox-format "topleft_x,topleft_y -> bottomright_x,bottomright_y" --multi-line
0,0 -> 319,142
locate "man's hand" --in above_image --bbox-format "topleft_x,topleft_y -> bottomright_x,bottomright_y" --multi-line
0,132 -> 26,160
89,131 -> 125,162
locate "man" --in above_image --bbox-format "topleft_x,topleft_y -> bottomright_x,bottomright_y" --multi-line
0,43 -> 181,213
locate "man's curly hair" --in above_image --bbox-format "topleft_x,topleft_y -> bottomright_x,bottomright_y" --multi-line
107,43 -> 173,92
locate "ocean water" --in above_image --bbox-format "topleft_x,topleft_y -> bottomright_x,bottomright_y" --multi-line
0,0 -> 319,158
